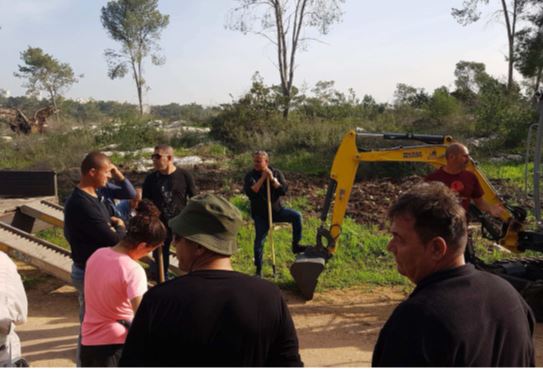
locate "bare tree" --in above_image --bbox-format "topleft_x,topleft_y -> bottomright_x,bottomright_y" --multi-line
227,0 -> 344,119
452,0 -> 530,91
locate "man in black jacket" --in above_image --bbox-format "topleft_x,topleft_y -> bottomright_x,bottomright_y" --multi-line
64,151 -> 126,365
143,144 -> 196,279
372,182 -> 535,367
244,150 -> 305,277
119,194 -> 303,367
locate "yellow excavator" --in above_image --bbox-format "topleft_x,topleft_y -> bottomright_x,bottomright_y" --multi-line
290,129 -> 543,320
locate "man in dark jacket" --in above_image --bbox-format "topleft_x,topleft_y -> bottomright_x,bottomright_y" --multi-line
372,182 -> 535,367
143,144 -> 196,279
64,151 -> 126,366
119,194 -> 303,367
244,150 -> 305,277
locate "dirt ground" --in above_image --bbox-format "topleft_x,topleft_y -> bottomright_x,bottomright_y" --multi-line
13,262 -> 543,367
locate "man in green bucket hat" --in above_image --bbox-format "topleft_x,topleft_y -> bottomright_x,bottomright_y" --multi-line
119,193 -> 303,367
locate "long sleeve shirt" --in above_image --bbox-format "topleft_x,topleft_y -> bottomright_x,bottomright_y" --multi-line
64,187 -> 124,266
0,252 -> 28,366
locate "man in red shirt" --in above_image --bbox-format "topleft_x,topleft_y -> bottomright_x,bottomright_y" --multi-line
425,143 -> 502,262
426,143 -> 502,216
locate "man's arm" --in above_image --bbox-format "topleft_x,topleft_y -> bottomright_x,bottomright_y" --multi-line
266,295 -> 303,367
251,170 -> 270,194
185,171 -> 197,198
0,253 -> 27,327
471,174 -> 504,217
273,169 -> 287,195
73,199 -> 124,246
473,197 -> 504,218
104,166 -> 137,200
142,174 -> 153,201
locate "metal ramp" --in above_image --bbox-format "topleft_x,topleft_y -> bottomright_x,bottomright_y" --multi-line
0,221 -> 71,283
19,200 -> 64,227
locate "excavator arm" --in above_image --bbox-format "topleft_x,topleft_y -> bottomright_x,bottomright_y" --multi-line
291,129 -> 543,301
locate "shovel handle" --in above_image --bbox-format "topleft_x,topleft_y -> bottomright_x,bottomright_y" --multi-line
157,246 -> 165,283
266,177 -> 277,274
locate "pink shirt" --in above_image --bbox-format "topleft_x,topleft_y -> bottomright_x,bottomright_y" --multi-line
82,248 -> 147,345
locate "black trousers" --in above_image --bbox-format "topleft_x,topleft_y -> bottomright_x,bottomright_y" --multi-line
80,343 -> 123,367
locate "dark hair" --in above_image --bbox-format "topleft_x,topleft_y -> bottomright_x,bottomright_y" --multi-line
388,182 -> 468,253
81,151 -> 109,175
123,199 -> 167,248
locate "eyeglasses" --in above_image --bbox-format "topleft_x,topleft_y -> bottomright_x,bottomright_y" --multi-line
151,154 -> 163,160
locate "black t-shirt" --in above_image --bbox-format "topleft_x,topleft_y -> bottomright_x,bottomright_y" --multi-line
243,166 -> 287,218
119,270 -> 303,367
372,264 -> 535,367
142,168 -> 196,222
64,187 -> 123,266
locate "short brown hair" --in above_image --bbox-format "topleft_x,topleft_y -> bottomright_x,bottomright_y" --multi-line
253,150 -> 269,160
154,144 -> 173,154
388,182 -> 468,253
81,151 -> 109,175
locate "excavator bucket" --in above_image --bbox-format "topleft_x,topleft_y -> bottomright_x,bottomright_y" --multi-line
290,247 -> 329,300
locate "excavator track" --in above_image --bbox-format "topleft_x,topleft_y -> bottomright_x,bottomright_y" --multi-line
488,256 -> 543,281
0,221 -> 71,283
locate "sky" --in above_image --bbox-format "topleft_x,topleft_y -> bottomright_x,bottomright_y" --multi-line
0,0 -> 512,106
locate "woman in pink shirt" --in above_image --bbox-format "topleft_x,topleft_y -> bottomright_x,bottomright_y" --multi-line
81,200 -> 166,367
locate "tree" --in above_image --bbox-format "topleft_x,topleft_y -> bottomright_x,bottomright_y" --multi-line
452,0 -> 529,90
514,5 -> 543,91
227,0 -> 344,119
101,0 -> 169,115
14,46 -> 79,111
452,60 -> 493,106
393,83 -> 430,108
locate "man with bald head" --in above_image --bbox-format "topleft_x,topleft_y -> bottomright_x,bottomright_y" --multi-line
425,142 -> 502,262
64,151 -> 127,366
426,143 -> 501,215
143,144 -> 197,280
372,182 -> 534,367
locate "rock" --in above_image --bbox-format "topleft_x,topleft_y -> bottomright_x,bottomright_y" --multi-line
174,155 -> 203,167
489,154 -> 523,164
102,143 -> 120,150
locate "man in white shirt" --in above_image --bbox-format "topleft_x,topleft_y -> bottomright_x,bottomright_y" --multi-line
0,251 -> 28,367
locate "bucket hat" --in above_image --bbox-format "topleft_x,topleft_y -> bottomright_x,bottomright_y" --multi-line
168,193 -> 242,256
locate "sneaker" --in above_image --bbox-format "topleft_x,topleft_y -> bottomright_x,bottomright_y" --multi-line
255,268 -> 263,278
292,244 -> 310,254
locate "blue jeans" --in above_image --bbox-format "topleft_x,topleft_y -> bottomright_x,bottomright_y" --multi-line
71,263 -> 85,367
252,208 -> 302,271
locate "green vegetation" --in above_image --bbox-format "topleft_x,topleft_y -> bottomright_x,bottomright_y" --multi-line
229,202 -> 406,290
480,162 -> 529,190
36,227 -> 70,250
